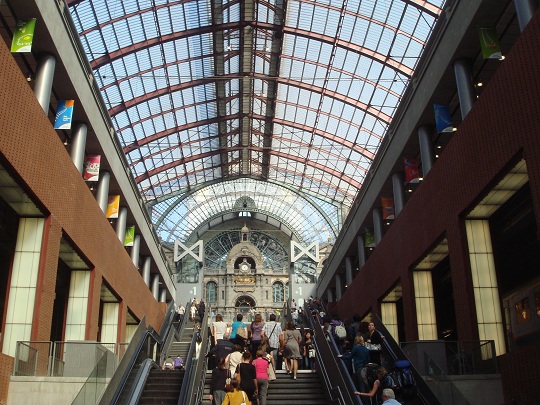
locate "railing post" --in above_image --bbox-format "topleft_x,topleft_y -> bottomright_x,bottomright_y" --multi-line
13,342 -> 19,376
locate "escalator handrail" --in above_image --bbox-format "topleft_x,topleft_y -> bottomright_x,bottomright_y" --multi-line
304,303 -> 361,405
102,301 -> 178,405
177,304 -> 211,405
372,314 -> 442,405
99,318 -> 156,405
126,358 -> 161,405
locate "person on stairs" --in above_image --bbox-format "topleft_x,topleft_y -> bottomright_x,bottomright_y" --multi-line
280,320 -> 302,380
221,378 -> 251,405
209,357 -> 229,405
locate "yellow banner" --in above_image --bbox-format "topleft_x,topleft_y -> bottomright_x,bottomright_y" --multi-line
106,195 -> 120,219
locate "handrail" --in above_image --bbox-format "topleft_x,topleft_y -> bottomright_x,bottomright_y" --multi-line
372,315 -> 442,405
304,303 -> 360,405
421,351 -> 471,405
98,301 -> 179,405
97,317 -> 151,405
126,358 -> 161,405
177,305 -> 211,405
191,313 -> 212,405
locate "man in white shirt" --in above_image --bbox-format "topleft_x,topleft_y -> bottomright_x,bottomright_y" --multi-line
263,313 -> 282,359
381,388 -> 401,405
176,303 -> 185,323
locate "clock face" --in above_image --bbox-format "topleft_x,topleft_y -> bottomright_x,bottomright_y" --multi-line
241,263 -> 249,271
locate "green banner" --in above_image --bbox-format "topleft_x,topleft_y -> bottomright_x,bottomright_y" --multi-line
364,229 -> 375,248
124,226 -> 135,247
478,27 -> 502,59
11,19 -> 37,53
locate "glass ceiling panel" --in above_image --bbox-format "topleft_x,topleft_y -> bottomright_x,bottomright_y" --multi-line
69,0 -> 445,242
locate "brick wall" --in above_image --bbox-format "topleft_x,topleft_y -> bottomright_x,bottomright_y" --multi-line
0,31 -> 166,404
334,10 -> 540,405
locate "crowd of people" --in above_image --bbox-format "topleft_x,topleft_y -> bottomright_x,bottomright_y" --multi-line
166,297 -> 410,405
204,311 -> 318,405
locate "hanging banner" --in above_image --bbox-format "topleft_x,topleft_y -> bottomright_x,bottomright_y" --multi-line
106,195 -> 120,219
83,155 -> 101,181
381,197 -> 395,220
54,100 -> 75,129
404,157 -> 421,184
364,229 -> 375,248
433,104 -> 453,133
11,19 -> 37,53
124,226 -> 135,247
478,27 -> 502,60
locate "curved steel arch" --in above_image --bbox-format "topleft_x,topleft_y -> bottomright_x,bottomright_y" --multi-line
124,111 -> 374,162
159,193 -> 335,244
68,0 -> 445,245
89,22 -> 415,79
152,177 -> 340,236
136,146 -> 361,191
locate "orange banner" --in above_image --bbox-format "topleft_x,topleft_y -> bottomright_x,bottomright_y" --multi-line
381,197 -> 395,220
106,195 -> 120,219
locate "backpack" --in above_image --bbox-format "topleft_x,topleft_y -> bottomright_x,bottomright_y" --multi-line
394,359 -> 417,399
335,323 -> 347,340
346,322 -> 359,342
363,363 -> 380,389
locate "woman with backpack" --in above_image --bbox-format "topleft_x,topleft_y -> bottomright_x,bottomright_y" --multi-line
338,335 -> 370,394
354,366 -> 395,404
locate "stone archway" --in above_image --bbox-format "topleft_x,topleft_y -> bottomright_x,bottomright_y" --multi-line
235,295 -> 256,319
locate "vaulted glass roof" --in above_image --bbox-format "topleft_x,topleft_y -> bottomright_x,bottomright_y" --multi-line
68,0 -> 445,243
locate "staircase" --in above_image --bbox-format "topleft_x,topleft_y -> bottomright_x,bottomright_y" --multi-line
138,369 -> 184,405
201,370 -> 328,405
138,316 -> 200,405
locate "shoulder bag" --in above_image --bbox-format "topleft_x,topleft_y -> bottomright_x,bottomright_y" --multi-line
237,324 -> 248,340
224,369 -> 232,391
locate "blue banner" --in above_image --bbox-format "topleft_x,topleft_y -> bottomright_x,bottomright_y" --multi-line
54,100 -> 74,129
434,103 -> 453,133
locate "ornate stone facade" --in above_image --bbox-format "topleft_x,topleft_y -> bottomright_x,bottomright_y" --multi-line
203,226 -> 290,322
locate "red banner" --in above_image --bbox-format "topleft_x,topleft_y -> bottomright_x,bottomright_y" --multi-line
404,157 -> 421,183
83,155 -> 101,181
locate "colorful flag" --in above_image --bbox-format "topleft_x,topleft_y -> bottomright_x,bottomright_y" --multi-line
54,100 -> 75,129
478,27 -> 502,60
364,229 -> 375,248
124,226 -> 135,247
83,155 -> 101,181
434,104 -> 453,133
404,157 -> 421,184
381,197 -> 395,220
106,195 -> 120,219
11,19 -> 37,53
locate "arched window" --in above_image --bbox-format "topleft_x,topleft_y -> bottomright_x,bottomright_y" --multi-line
206,281 -> 217,303
272,282 -> 284,303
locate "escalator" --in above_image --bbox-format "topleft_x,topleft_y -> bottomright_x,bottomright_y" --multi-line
95,301 -> 199,405
138,304 -> 210,405
307,299 -> 441,405
136,314 -> 200,404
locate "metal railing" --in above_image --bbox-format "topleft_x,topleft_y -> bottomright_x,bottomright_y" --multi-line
178,304 -> 211,405
71,348 -> 112,405
305,302 -> 361,405
400,340 -> 498,376
14,340 -> 122,378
